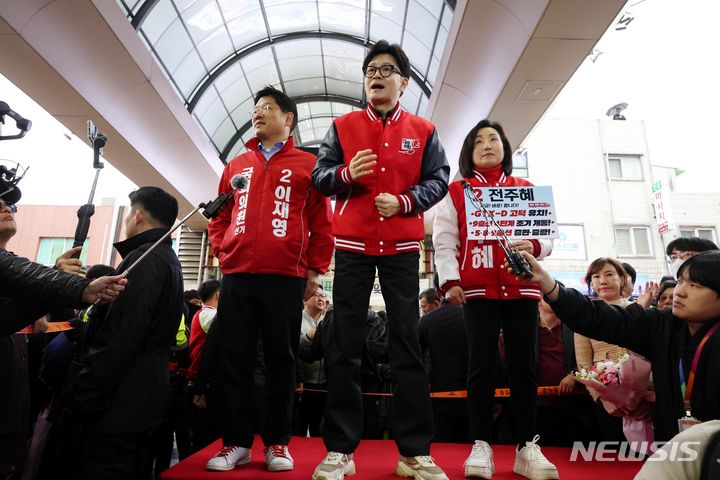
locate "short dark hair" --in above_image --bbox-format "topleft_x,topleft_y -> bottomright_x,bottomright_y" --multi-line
86,264 -> 115,280
676,250 -> 720,297
666,237 -> 718,257
621,262 -> 637,285
458,119 -> 514,178
363,40 -> 411,79
128,186 -> 179,229
183,289 -> 200,302
419,288 -> 440,304
198,279 -> 221,303
253,85 -> 298,132
585,257 -> 627,296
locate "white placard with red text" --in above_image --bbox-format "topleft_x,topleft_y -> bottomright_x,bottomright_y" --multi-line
464,186 -> 560,240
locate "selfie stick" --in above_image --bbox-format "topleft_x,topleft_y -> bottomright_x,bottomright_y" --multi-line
72,122 -> 107,257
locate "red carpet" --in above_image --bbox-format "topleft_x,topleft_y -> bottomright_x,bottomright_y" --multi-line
160,436 -> 644,479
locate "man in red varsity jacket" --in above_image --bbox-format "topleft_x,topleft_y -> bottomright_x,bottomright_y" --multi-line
312,41 -> 450,480
206,86 -> 333,473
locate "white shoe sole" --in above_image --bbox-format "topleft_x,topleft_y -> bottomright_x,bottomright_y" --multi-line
205,454 -> 251,471
464,463 -> 495,479
312,459 -> 356,480
267,461 -> 294,472
513,463 -> 559,480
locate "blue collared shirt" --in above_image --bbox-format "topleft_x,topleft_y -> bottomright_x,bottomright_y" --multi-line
258,140 -> 286,160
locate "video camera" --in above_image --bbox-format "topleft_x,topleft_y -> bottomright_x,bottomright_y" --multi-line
0,101 -> 32,141
0,101 -> 31,204
0,163 -> 28,205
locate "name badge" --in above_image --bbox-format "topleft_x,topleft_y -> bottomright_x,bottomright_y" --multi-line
677,415 -> 701,432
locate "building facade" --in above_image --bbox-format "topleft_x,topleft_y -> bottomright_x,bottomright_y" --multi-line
518,118 -> 720,291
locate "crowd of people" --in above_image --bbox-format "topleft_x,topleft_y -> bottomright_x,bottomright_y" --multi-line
2,38 -> 720,480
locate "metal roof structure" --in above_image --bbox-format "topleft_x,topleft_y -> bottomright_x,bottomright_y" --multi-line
118,0 -> 456,162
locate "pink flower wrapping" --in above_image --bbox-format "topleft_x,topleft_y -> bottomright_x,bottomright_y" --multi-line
575,352 -> 655,449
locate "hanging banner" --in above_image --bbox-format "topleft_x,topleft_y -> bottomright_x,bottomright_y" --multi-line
652,180 -> 675,234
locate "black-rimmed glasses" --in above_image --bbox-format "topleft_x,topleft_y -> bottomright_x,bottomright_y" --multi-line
363,64 -> 403,78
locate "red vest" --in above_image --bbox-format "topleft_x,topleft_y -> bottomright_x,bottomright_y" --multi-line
188,305 -> 215,379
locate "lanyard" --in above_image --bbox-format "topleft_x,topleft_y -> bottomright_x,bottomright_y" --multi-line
679,320 -> 720,414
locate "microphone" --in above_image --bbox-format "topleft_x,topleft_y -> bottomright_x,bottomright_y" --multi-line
0,101 -> 32,133
461,180 -> 533,278
230,174 -> 248,191
201,173 -> 249,219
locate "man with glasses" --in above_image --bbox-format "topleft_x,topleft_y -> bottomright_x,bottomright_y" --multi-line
312,40 -> 450,480
666,237 -> 718,278
206,86 -> 333,473
293,285 -> 328,437
0,198 -> 16,213
419,288 -> 441,315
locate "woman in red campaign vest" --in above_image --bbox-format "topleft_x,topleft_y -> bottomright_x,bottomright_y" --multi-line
433,119 -> 557,480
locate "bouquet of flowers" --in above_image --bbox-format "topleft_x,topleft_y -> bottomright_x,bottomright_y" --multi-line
575,352 -> 655,451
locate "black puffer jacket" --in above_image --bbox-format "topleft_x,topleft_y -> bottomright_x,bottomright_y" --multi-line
64,228 -> 183,434
0,248 -> 90,336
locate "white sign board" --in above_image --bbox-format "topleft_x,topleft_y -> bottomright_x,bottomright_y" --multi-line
464,186 -> 560,240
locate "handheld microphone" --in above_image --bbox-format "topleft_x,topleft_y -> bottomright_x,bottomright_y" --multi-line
230,174 -> 248,190
0,101 -> 32,140
201,174 -> 249,219
461,180 -> 533,278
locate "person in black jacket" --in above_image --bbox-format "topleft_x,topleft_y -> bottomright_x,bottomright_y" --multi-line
298,306 -> 392,439
417,292 -> 469,444
54,186 -> 184,479
0,195 -> 125,479
516,249 -> 720,444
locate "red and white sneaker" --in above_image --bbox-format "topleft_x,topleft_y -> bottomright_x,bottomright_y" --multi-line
265,444 -> 294,472
205,445 -> 251,471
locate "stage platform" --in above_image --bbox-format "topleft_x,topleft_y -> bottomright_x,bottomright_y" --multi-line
160,436 -> 644,479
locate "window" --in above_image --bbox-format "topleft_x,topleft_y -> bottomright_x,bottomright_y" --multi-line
679,227 -> 717,244
607,154 -> 643,180
37,238 -> 89,265
512,149 -> 528,178
615,227 -> 653,257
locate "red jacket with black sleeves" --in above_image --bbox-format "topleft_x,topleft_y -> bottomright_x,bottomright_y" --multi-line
432,165 -> 553,300
312,103 -> 449,256
208,137 -> 333,278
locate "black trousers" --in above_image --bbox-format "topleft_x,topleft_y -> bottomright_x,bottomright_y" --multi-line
323,251 -> 433,456
217,273 -> 304,447
464,298 -> 539,444
148,373 -> 192,478
74,430 -> 152,480
292,383 -> 326,437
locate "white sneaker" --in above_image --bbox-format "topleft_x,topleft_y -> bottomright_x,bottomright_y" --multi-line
396,455 -> 449,479
312,451 -> 356,480
265,444 -> 293,472
513,435 -> 559,480
205,445 -> 251,471
464,440 -> 495,478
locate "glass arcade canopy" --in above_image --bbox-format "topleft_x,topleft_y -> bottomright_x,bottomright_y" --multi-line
118,0 -> 455,162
